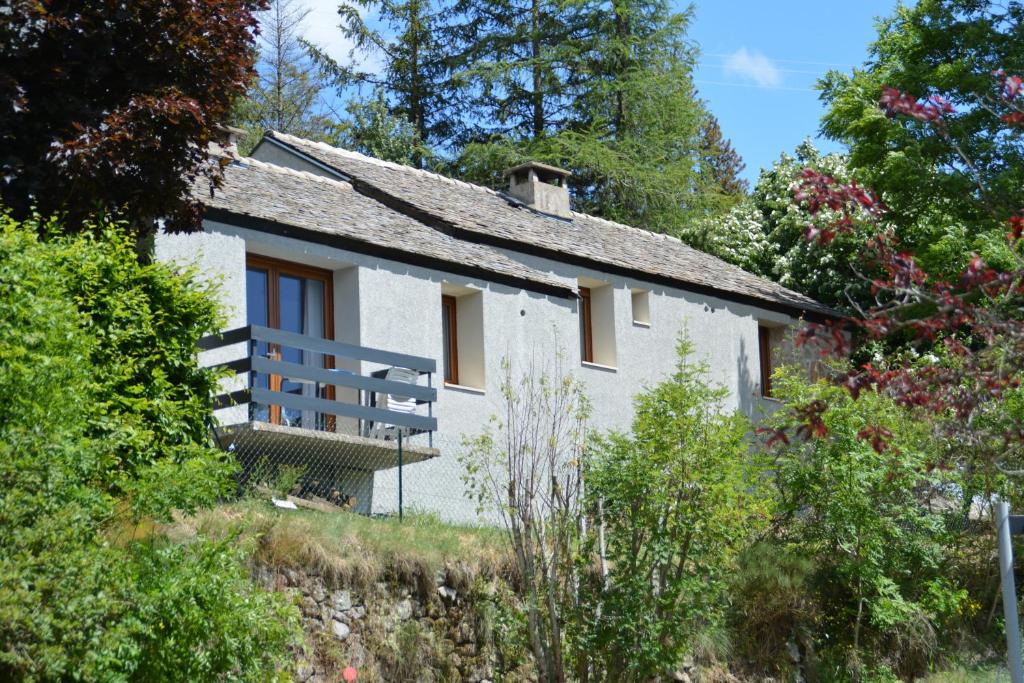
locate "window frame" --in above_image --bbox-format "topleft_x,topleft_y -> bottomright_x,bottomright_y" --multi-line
441,294 -> 459,385
758,325 -> 773,398
579,286 -> 594,363
245,254 -> 335,425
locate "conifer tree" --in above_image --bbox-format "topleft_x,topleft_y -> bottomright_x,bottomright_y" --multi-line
455,1 -> 714,233
232,0 -> 335,154
699,114 -> 748,198
323,0 -> 457,166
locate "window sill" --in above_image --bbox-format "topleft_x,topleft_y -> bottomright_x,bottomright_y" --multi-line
632,320 -> 651,328
581,361 -> 618,373
444,382 -> 485,395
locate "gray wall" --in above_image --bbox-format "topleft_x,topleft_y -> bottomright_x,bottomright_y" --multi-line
157,214 -> 796,523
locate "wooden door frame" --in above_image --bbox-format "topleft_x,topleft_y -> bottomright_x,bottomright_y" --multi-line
441,294 -> 459,385
246,254 -> 335,426
579,286 -> 593,363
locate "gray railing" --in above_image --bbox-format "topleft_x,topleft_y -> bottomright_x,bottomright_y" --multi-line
198,325 -> 437,435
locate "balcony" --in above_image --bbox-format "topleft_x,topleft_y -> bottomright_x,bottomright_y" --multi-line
198,325 -> 439,474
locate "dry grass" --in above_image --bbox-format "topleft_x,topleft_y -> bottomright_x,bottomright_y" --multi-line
164,499 -> 515,594
922,666 -> 1009,682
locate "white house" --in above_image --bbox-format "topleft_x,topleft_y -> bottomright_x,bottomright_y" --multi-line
156,131 -> 836,522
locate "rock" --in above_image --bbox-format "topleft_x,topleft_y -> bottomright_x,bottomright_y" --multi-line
456,621 -> 474,645
333,590 -> 352,611
349,605 -> 366,620
396,598 -> 413,621
332,619 -> 351,641
311,583 -> 326,603
670,672 -> 691,683
294,660 -> 314,682
438,585 -> 458,604
300,596 -> 319,617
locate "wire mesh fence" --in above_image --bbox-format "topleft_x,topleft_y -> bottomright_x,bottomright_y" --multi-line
211,418 -> 485,524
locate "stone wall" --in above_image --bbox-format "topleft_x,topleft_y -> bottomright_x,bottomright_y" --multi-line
252,563 -> 518,683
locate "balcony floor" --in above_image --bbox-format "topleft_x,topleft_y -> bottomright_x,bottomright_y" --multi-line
214,421 -> 439,472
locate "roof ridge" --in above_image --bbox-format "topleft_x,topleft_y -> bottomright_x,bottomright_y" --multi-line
235,155 -> 355,192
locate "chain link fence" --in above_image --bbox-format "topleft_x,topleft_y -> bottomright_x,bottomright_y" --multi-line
211,418 -> 485,524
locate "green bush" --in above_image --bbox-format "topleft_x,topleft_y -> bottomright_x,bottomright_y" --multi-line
759,369 -> 969,680
0,213 -> 298,681
582,337 -> 771,681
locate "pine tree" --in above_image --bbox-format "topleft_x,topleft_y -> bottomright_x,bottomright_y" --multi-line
455,1 -> 714,233
323,0 -> 457,166
699,114 -> 748,198
449,0 -> 592,140
232,0 -> 334,154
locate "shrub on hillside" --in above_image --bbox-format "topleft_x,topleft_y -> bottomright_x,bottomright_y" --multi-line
0,213 -> 298,681
582,338 -> 771,681
757,369 -> 970,681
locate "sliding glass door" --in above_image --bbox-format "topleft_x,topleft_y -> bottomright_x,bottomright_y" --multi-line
245,255 -> 333,428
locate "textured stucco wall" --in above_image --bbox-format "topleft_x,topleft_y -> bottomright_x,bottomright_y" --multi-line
157,217 -> 799,523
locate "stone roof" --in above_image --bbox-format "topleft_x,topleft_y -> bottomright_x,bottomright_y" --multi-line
194,157 -> 572,295
262,131 -> 836,319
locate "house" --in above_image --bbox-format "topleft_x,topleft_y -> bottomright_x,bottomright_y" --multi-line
156,130 -> 836,522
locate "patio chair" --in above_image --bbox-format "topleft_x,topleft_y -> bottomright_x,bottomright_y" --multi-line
367,366 -> 419,440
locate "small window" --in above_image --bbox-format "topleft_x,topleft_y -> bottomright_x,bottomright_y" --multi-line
442,295 -> 459,384
758,325 -> 773,398
579,286 -> 594,363
578,280 -> 617,367
631,289 -> 650,326
441,287 -> 485,389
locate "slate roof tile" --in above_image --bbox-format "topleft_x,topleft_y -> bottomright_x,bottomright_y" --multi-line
263,131 -> 836,318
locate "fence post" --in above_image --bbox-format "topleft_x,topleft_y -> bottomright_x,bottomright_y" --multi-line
997,500 -> 1024,683
397,429 -> 403,522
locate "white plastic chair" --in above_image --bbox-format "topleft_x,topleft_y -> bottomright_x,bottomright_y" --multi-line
369,367 -> 419,439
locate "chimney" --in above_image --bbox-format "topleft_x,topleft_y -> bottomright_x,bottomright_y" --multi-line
209,124 -> 247,158
504,161 -> 572,217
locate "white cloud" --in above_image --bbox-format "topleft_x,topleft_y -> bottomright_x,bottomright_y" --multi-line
299,0 -> 354,63
722,47 -> 782,88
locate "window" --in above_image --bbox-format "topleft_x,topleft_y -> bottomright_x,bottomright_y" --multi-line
578,279 -> 617,368
631,288 -> 650,326
246,255 -> 334,426
441,286 -> 485,389
579,286 -> 594,363
441,294 -> 459,384
758,325 -> 773,398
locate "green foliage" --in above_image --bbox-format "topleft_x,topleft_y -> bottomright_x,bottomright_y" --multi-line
231,0 -> 337,155
41,218 -> 234,519
681,141 -> 877,311
327,0 -> 458,166
583,337 -> 769,680
0,213 -> 298,681
454,1 -> 723,232
761,369 -> 967,679
818,0 -> 1024,281
333,88 -> 434,166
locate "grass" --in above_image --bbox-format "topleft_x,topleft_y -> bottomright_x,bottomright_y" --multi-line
164,498 -> 514,593
922,665 -> 1010,682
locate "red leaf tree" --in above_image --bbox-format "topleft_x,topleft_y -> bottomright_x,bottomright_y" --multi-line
773,71 -> 1024,479
0,0 -> 267,234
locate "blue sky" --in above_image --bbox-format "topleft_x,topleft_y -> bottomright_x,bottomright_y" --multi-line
689,0 -> 903,184
298,0 -> 905,185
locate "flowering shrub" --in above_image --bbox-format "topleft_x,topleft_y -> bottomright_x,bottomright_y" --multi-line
770,71 -> 1024,489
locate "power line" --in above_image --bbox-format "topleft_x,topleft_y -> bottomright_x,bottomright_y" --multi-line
698,61 -> 835,76
693,79 -> 821,93
702,51 -> 859,69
